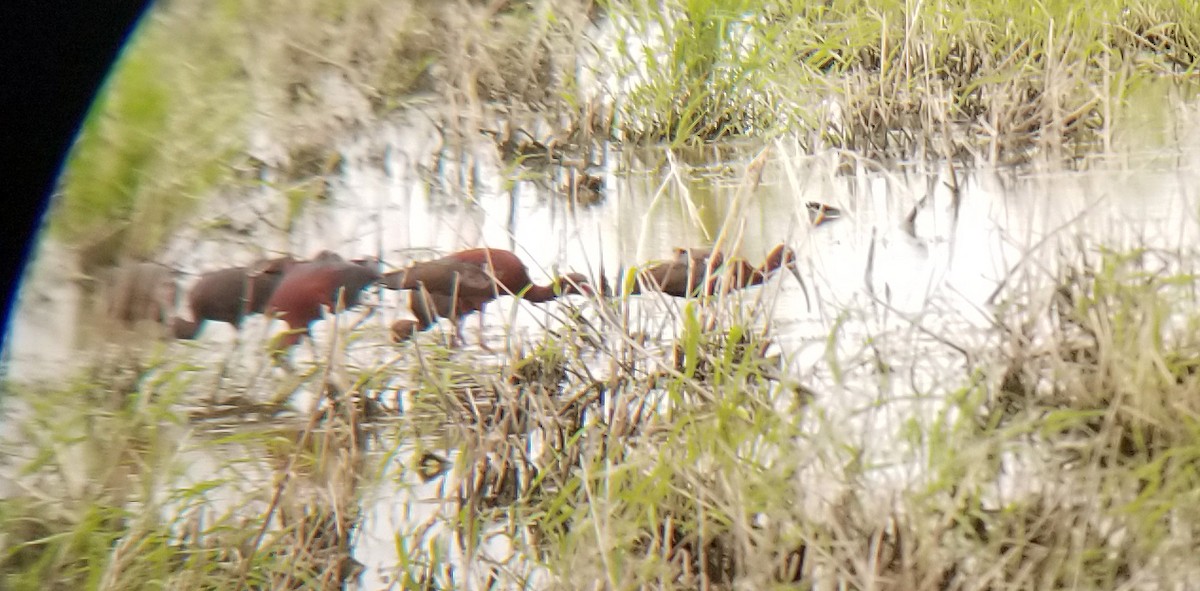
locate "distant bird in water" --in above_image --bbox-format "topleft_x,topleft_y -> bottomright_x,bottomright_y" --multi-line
629,244 -> 809,307
171,256 -> 299,339
806,201 -> 842,227
265,251 -> 382,354
104,261 -> 179,333
383,248 -> 594,349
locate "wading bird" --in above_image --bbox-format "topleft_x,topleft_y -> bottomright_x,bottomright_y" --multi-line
383,248 -> 593,348
104,261 -> 179,334
171,256 -> 299,339
265,252 -> 381,354
631,243 -> 809,307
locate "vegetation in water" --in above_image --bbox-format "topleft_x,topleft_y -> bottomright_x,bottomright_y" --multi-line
51,0 -> 1200,263
13,0 -> 1200,588
605,0 -> 1200,154
9,151 -> 1200,587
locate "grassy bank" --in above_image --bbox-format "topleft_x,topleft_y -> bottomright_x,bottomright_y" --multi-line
51,0 -> 596,267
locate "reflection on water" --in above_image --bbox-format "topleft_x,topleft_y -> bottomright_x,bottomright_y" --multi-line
4,100 -> 1200,587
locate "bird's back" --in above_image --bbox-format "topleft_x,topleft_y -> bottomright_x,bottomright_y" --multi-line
268,261 -> 372,319
447,248 -> 531,293
189,266 -> 251,324
637,261 -> 707,297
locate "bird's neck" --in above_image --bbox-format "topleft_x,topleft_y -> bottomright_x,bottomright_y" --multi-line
522,283 -> 558,303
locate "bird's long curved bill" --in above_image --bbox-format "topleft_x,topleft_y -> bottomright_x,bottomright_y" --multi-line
787,265 -> 812,311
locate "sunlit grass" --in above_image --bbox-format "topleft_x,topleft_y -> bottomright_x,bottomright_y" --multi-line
604,0 -> 1200,156
7,228 -> 1200,587
18,0 -> 1200,587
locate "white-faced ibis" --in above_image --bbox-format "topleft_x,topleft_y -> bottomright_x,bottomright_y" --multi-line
632,243 -> 808,306
171,256 -> 299,339
104,261 -> 179,331
265,252 -> 382,353
382,248 -> 593,348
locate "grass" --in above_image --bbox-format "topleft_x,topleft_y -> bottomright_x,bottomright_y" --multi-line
48,0 -> 1200,269
50,0 -> 600,266
52,4 -> 247,268
9,219 -> 1200,588
600,0 -> 1200,156
20,0 -> 1200,588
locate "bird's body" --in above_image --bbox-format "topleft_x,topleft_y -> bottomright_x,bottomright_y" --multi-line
265,254 -> 381,351
105,261 -> 178,331
172,256 -> 298,339
633,243 -> 805,302
673,246 -> 725,269
707,258 -> 757,294
384,248 -> 592,347
632,258 -> 714,298
381,258 -> 496,297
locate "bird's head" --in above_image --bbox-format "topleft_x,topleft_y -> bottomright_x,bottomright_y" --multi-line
556,272 -> 595,296
764,244 -> 799,272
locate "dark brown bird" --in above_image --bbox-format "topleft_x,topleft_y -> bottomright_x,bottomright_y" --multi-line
265,252 -> 382,352
171,256 -> 299,339
381,258 -> 497,295
104,261 -> 179,331
619,245 -> 728,297
632,244 -> 806,301
630,258 -> 712,298
673,246 -> 725,269
382,248 -> 593,348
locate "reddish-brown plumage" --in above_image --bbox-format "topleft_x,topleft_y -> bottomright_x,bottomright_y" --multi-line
447,248 -> 581,302
707,259 -> 757,294
383,248 -> 593,347
632,258 -> 712,298
634,243 -> 803,298
390,319 -> 421,343
171,256 -> 298,339
265,253 -> 381,350
673,246 -> 725,270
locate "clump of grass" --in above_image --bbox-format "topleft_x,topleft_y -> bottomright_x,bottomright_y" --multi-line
52,4 -> 246,268
605,0 -> 1200,159
963,244 -> 1200,585
0,352 -> 189,590
991,247 -> 1200,467
370,238 -> 1200,588
604,0 -> 794,145
0,337 -> 382,589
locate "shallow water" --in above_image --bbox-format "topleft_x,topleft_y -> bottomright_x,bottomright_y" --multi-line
5,93 -> 1200,586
